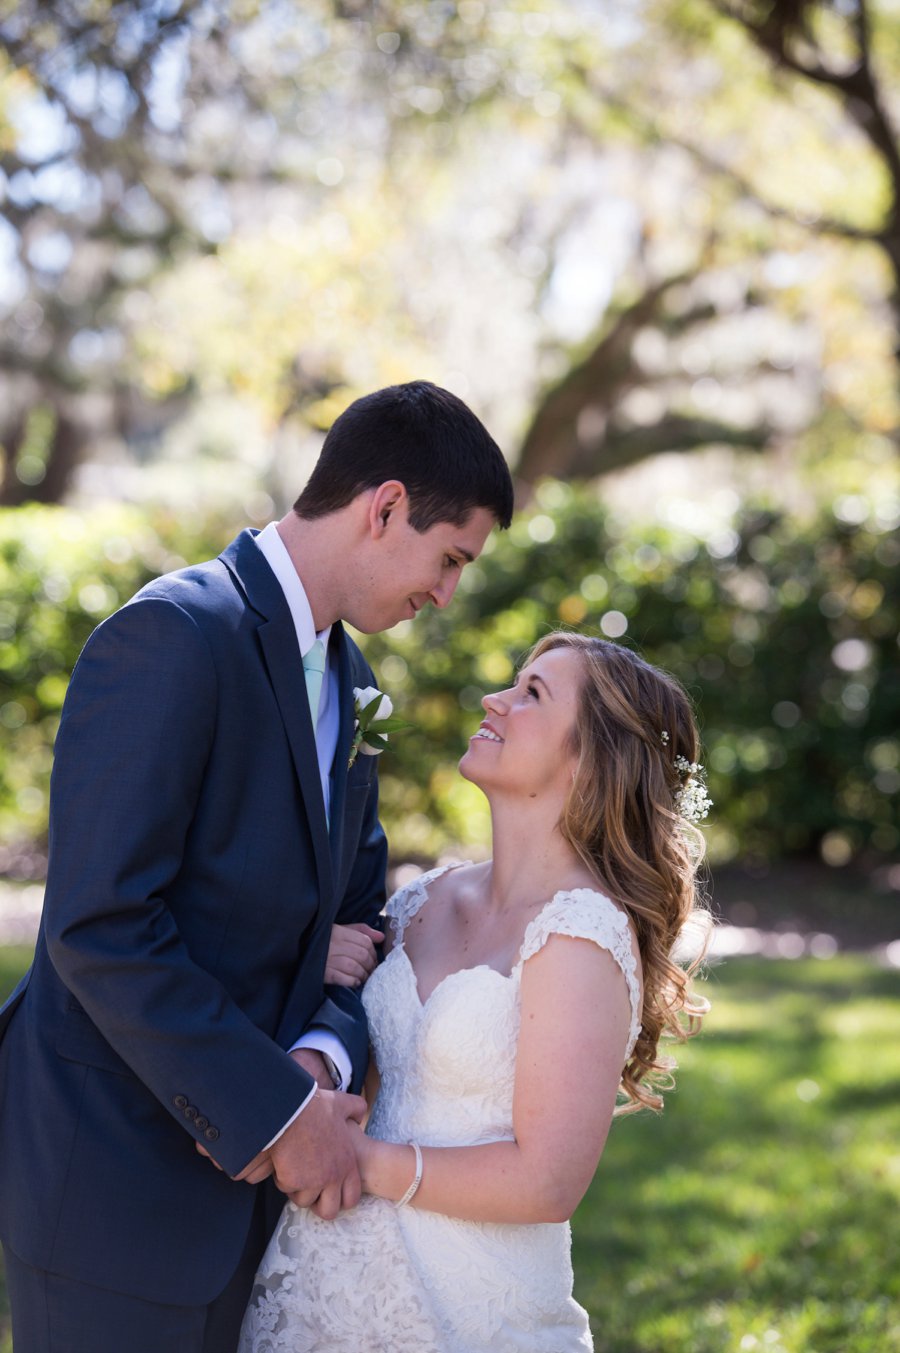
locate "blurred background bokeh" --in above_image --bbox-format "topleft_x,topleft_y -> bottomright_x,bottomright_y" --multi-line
1,3 -> 899,1348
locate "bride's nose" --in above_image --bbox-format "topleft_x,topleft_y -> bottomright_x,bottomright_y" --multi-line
482,690 -> 507,715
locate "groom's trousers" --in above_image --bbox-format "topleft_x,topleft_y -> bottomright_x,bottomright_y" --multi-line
2,1189 -> 270,1353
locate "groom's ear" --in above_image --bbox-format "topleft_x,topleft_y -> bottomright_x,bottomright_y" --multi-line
368,481 -> 408,537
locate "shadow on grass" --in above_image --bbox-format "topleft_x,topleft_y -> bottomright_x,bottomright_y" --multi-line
703,953 -> 900,1000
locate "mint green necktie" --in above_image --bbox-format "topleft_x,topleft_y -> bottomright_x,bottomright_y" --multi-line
302,639 -> 326,727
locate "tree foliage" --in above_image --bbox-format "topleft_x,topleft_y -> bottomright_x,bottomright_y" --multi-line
1,1 -> 898,502
1,493 -> 896,875
0,502 -> 235,873
362,482 -> 900,866
0,1 -> 211,502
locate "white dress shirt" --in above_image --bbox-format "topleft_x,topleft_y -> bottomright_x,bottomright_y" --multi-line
254,524 -> 353,1141
255,522 -> 338,816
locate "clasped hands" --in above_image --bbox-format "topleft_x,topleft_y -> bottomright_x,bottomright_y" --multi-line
196,1049 -> 368,1218
196,921 -> 382,1219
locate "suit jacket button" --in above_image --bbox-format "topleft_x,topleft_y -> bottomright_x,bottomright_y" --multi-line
183,1105 -> 197,1122
204,1126 -> 220,1142
173,1095 -> 189,1110
194,1115 -> 209,1131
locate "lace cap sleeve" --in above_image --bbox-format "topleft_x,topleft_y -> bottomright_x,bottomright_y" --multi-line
516,889 -> 643,1059
385,862 -> 468,942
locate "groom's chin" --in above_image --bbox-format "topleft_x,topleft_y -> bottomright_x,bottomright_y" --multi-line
348,609 -> 410,635
344,613 -> 390,636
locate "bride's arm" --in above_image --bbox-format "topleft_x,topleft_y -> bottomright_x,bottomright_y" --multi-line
353,934 -> 635,1225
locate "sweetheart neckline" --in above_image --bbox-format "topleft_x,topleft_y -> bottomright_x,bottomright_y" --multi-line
384,875 -> 644,1057
389,881 -> 638,1010
393,944 -> 517,1011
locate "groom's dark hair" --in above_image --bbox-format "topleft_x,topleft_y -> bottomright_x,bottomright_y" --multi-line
293,380 -> 513,531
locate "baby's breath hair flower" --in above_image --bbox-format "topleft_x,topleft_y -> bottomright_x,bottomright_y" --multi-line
672,753 -> 713,824
659,733 -> 713,823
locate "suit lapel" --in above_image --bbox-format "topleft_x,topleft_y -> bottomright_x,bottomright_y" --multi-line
272,632 -> 357,1050
220,532 -> 334,906
328,624 -> 355,873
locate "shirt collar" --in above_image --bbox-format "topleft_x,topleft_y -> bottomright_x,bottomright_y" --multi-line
254,522 -> 332,658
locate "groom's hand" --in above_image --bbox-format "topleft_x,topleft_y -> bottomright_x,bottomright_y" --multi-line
271,1087 -> 368,1219
289,1046 -> 335,1089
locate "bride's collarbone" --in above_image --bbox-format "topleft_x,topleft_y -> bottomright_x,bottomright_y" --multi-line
405,885 -> 548,985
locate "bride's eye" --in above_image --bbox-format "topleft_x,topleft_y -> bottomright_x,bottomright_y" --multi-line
526,683 -> 540,700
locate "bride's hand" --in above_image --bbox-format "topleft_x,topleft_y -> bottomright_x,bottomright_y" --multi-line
325,923 -> 384,986
347,1120 -> 376,1189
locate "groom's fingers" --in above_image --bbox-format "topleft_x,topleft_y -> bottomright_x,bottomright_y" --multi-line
343,1092 -> 368,1124
197,1139 -> 271,1185
341,1169 -> 362,1213
240,1160 -> 275,1185
289,1186 -> 323,1210
309,1180 -> 343,1221
269,1088 -> 363,1205
232,1149 -> 275,1184
289,1166 -> 360,1216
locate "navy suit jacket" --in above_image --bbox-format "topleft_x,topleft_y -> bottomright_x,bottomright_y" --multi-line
0,530 -> 387,1305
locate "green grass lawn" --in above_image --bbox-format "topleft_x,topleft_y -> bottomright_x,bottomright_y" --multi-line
573,955 -> 900,1352
1,947 -> 898,1352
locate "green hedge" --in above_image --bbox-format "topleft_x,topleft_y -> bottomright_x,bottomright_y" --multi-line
363,483 -> 900,865
0,504 -> 235,872
1,489 -> 897,871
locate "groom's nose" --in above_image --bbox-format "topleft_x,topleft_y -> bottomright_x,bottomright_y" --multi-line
429,575 -> 458,609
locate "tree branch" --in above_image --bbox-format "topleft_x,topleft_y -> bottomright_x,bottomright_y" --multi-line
711,0 -> 900,197
595,415 -> 772,475
576,68 -> 883,246
516,271 -> 701,488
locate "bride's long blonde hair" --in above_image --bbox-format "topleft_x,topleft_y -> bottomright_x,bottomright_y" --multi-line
527,632 -> 711,1113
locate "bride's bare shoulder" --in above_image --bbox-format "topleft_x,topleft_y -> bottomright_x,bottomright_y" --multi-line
427,859 -> 488,904
401,859 -> 487,941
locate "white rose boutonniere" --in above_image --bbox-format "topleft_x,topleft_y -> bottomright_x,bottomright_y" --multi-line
349,686 -> 405,769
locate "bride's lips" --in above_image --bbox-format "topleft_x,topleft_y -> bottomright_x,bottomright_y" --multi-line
470,719 -> 503,744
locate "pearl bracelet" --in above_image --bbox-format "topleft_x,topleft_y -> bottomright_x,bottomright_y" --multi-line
395,1142 -> 423,1208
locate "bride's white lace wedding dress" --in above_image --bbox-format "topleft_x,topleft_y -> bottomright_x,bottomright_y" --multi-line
239,865 -> 642,1353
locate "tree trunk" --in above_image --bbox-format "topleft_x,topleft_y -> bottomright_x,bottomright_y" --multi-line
0,404 -> 84,506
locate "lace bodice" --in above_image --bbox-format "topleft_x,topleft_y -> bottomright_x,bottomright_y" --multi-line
365,863 -> 641,1153
240,864 -> 642,1353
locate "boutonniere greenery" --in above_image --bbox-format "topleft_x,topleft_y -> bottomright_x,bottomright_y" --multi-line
348,686 -> 406,769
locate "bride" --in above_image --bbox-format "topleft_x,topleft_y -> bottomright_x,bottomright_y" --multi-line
240,632 -> 711,1352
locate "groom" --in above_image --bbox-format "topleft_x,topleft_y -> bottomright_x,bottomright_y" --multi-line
0,380 -> 513,1352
